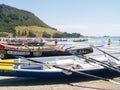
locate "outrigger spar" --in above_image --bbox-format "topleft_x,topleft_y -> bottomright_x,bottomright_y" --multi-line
65,45 -> 120,73
90,45 -> 120,61
77,55 -> 120,73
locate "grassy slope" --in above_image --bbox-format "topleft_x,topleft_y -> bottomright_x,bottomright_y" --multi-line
15,26 -> 61,37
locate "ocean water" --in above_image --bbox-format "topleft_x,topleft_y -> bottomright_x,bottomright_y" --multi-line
87,36 -> 120,46
55,36 -> 120,48
70,36 -> 120,47
61,36 -> 120,57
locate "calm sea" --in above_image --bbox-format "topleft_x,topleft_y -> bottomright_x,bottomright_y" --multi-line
71,36 -> 120,47
88,36 -> 120,46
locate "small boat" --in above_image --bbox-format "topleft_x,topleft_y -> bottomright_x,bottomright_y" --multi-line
0,48 -> 73,59
0,55 -> 120,78
0,39 -> 23,46
45,38 -> 67,42
0,38 -> 45,46
26,42 -> 45,46
0,43 -> 55,50
0,43 -> 93,59
73,39 -> 88,42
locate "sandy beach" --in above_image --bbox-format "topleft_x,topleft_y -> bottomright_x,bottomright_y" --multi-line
0,72 -> 120,90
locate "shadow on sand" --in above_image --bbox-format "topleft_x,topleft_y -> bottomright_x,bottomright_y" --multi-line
0,71 -> 119,90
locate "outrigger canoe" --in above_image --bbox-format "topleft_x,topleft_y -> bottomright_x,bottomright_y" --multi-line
0,43 -> 93,59
0,55 -> 120,78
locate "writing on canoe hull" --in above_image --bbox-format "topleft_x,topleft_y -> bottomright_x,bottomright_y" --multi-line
7,51 -> 30,55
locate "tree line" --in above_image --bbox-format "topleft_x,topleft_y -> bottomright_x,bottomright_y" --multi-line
0,30 -> 83,38
42,32 -> 83,38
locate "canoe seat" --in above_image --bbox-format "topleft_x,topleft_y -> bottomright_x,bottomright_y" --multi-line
94,57 -> 109,62
56,59 -> 74,66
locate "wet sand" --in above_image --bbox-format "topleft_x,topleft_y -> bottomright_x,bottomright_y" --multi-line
0,72 -> 120,90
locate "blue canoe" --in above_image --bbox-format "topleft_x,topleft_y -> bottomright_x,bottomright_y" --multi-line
0,56 -> 119,78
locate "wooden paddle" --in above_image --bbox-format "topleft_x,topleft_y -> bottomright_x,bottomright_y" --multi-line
0,61 -> 61,66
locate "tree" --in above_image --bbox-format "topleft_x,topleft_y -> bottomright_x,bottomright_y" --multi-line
42,32 -> 51,38
28,31 -> 36,37
52,32 -> 63,38
17,31 -> 20,37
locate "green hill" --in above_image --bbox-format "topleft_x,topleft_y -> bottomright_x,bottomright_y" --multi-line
0,4 -> 58,37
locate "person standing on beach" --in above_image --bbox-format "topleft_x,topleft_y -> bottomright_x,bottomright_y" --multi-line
107,38 -> 111,46
55,39 -> 58,45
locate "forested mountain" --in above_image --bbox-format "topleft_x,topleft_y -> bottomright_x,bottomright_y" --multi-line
0,4 -> 57,37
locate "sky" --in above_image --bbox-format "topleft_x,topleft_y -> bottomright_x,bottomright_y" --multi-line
0,0 -> 120,36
